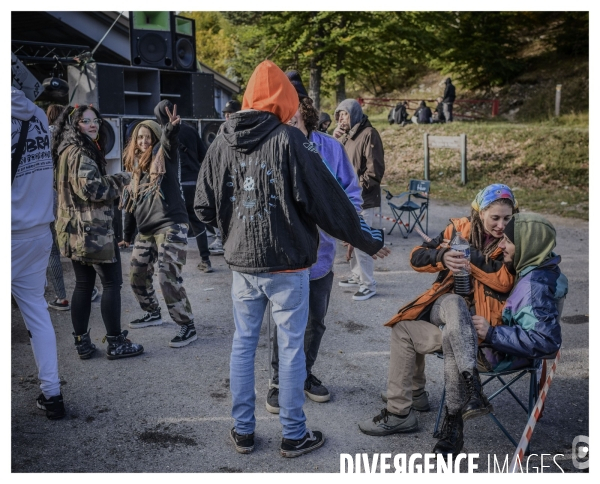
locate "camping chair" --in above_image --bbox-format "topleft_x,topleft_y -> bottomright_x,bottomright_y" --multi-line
433,297 -> 565,453
382,179 -> 430,238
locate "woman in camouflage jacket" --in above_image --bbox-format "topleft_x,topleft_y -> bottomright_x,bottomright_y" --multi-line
53,105 -> 143,361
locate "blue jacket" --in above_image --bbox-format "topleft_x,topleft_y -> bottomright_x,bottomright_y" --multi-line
482,254 -> 568,371
308,130 -> 363,280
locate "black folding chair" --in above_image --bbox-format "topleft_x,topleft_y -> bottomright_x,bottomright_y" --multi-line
382,179 -> 430,238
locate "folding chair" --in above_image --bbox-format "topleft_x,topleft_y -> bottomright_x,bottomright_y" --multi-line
433,297 -> 564,453
382,179 -> 430,238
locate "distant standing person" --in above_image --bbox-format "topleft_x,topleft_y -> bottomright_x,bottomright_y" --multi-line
333,99 -> 385,301
433,97 -> 446,123
442,78 -> 456,122
154,100 -> 213,273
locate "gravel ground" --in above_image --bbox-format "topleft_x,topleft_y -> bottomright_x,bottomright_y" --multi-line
11,199 -> 589,475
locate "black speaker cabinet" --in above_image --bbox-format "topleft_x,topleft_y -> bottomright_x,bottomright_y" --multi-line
160,71 -> 215,119
200,119 -> 224,147
172,15 -> 197,72
130,11 -> 174,69
68,63 -> 160,116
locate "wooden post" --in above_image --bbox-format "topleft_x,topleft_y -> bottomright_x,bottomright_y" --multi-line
424,133 -> 430,180
555,84 -> 562,117
460,133 -> 467,185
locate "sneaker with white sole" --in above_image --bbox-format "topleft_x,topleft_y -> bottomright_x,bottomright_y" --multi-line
352,287 -> 376,301
129,308 -> 162,328
48,299 -> 70,311
358,408 -> 418,436
230,428 -> 254,454
36,393 -> 66,420
169,322 -> 197,348
266,387 -> 280,414
304,374 -> 330,402
208,238 -> 224,255
280,429 -> 325,458
339,277 -> 360,288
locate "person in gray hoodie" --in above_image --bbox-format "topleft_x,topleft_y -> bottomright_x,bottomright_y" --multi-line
333,99 -> 385,301
11,87 -> 65,420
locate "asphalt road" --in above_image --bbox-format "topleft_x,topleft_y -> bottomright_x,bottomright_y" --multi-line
11,199 -> 589,475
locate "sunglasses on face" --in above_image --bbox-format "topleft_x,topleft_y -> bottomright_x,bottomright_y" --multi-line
79,118 -> 102,126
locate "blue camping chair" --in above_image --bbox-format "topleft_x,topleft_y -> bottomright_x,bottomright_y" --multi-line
382,179 -> 430,238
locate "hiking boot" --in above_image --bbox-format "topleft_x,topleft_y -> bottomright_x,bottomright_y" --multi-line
280,429 -> 325,458
339,277 -> 360,288
91,286 -> 99,301
461,369 -> 493,421
198,259 -> 214,273
36,393 -> 66,420
304,374 -> 330,402
380,390 -> 430,412
169,322 -> 197,348
104,331 -> 144,359
358,408 -> 418,436
48,299 -> 70,311
208,238 -> 224,255
230,427 -> 254,454
129,308 -> 162,329
266,387 -> 280,414
432,407 -> 464,456
73,330 -> 96,359
352,287 -> 376,301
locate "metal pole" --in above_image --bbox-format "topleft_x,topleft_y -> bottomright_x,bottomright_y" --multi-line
460,133 -> 467,185
555,84 -> 562,117
268,300 -> 273,386
423,133 -> 430,180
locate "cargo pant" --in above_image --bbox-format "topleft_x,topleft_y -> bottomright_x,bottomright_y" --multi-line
130,223 -> 194,326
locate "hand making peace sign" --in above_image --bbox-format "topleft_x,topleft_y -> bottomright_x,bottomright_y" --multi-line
165,104 -> 181,126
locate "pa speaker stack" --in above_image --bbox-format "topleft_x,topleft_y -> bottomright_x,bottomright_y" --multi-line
129,12 -> 197,72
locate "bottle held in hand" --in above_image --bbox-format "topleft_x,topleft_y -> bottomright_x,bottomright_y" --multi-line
451,231 -> 471,295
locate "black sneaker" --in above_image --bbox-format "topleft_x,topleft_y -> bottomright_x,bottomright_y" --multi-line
280,429 -> 325,458
198,259 -> 214,273
304,374 -> 330,402
169,322 -> 197,348
48,299 -> 70,311
36,393 -> 66,420
129,308 -> 162,329
230,428 -> 254,454
266,387 -> 280,414
104,331 -> 144,360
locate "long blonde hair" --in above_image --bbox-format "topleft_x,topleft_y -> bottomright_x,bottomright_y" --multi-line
469,198 -> 519,260
122,123 -> 159,174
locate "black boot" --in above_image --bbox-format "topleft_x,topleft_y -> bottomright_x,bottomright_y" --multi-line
432,407 -> 464,456
73,330 -> 96,359
104,330 -> 144,360
461,369 -> 493,420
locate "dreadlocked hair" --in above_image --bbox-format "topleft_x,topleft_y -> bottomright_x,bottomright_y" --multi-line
300,97 -> 320,135
51,105 -> 106,169
469,198 -> 519,261
122,123 -> 159,174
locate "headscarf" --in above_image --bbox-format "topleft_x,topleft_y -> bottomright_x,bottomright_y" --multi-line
471,183 -> 518,212
507,213 -> 556,276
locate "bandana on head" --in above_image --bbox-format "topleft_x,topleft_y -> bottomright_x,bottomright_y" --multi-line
471,183 -> 517,212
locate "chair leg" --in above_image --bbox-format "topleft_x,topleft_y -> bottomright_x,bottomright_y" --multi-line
433,386 -> 446,437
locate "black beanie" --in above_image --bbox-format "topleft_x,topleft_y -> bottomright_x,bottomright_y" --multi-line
504,217 -> 516,244
285,70 -> 308,99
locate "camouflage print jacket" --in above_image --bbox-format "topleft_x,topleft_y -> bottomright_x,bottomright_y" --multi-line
55,143 -> 130,264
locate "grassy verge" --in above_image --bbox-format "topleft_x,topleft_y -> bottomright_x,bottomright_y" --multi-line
366,115 -> 588,220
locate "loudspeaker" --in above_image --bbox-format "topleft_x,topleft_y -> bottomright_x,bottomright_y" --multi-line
101,118 -> 122,168
130,11 -> 173,69
200,119 -> 224,147
172,15 -> 197,72
160,71 -> 215,119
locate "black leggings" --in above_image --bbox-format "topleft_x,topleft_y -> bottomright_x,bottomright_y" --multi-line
71,243 -> 123,337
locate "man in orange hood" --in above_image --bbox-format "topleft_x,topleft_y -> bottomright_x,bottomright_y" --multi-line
195,60 -> 389,458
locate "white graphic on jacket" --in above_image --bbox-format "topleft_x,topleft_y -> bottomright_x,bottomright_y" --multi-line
228,155 -> 278,222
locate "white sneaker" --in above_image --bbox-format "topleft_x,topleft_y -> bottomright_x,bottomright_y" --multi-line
208,237 -> 224,255
339,277 -> 360,288
352,287 -> 376,301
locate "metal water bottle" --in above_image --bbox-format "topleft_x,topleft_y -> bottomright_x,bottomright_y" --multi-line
451,231 -> 471,295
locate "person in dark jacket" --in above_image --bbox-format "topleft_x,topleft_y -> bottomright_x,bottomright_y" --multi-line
435,213 -> 567,456
222,99 -> 241,120
433,97 -> 446,123
442,78 -> 456,122
120,105 -> 197,348
333,99 -> 386,301
412,101 -> 432,124
154,100 -> 213,273
388,102 -> 408,126
194,60 -> 389,458
318,112 -> 331,132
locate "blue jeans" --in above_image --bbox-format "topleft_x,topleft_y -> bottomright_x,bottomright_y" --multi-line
231,270 -> 309,439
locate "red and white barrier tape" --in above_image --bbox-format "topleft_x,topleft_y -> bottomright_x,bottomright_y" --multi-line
508,350 -> 562,473
376,214 -> 432,242
375,213 -> 408,226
